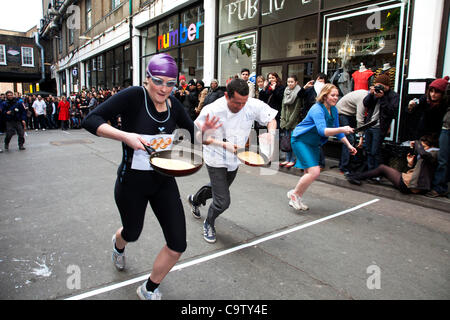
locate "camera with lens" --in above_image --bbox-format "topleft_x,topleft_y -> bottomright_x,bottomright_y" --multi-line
9,107 -> 19,117
374,84 -> 385,94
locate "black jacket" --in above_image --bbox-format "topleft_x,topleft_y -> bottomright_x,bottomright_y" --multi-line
297,87 -> 318,120
409,95 -> 449,139
203,88 -> 224,107
363,90 -> 399,137
175,87 -> 198,120
406,140 -> 439,191
259,85 -> 285,123
1,98 -> 26,122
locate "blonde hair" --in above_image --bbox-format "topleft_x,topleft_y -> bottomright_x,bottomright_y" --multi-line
316,84 -> 338,104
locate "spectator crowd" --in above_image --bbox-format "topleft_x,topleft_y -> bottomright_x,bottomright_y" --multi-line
1,70 -> 448,199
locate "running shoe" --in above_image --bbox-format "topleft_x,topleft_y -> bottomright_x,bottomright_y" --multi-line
136,281 -> 162,300
112,234 -> 126,271
203,220 -> 216,243
187,194 -> 201,219
287,190 -> 309,211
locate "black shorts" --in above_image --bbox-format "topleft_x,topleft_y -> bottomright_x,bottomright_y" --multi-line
114,169 -> 186,253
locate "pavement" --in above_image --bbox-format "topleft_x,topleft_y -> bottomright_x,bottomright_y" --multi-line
0,128 -> 449,301
280,159 -> 450,214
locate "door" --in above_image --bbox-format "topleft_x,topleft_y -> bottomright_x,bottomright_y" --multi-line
258,60 -> 314,86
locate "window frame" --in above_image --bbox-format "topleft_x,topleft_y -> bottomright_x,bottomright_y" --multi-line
0,44 -> 6,65
112,0 -> 121,11
86,0 -> 92,30
21,46 -> 34,67
68,27 -> 74,46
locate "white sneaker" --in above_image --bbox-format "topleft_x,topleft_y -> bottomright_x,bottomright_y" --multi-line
287,190 -> 309,211
112,234 -> 126,271
137,281 -> 162,300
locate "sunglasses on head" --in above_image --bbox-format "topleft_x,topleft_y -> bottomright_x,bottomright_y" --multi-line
147,73 -> 177,88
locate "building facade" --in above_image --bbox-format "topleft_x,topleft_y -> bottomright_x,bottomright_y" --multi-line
42,0 -> 449,143
0,27 -> 54,94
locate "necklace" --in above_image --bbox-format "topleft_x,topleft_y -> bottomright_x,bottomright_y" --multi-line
142,86 -> 170,124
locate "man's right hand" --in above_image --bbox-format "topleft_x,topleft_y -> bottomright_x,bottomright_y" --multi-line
357,136 -> 364,149
408,100 -> 416,112
222,141 -> 238,154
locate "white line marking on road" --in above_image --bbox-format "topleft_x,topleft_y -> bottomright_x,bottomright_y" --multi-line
62,130 -> 71,135
65,198 -> 380,300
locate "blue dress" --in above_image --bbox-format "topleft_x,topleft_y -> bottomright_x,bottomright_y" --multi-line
291,103 -> 344,169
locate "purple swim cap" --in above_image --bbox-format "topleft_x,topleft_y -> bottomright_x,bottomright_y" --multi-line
146,53 -> 178,78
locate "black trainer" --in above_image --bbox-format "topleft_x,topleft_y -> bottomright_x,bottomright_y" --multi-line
187,195 -> 201,219
19,146 -> 26,151
345,172 -> 362,186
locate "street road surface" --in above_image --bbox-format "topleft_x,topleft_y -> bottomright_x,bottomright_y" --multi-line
0,129 -> 449,300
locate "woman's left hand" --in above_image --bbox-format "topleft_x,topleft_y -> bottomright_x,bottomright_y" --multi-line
198,114 -> 222,144
200,114 -> 221,132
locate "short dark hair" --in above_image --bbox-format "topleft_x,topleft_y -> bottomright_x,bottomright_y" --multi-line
241,68 -> 250,74
5,90 -> 13,95
420,134 -> 438,148
226,78 -> 249,97
317,73 -> 328,82
288,75 -> 298,82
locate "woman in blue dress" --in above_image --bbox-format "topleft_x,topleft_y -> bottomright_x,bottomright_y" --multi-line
288,84 -> 357,210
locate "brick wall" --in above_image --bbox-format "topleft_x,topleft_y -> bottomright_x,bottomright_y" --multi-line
0,34 -> 41,82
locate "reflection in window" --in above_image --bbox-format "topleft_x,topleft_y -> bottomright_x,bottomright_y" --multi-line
218,32 -> 257,86
325,8 -> 400,91
21,47 -> 34,66
86,0 -> 92,30
260,15 -> 317,61
322,0 -> 368,10
112,0 -> 121,10
261,0 -> 319,24
287,62 -> 314,87
218,0 -> 258,35
260,65 -> 283,83
158,15 -> 179,51
180,43 -> 204,81
85,60 -> 91,89
97,55 -> 105,88
142,25 -> 157,55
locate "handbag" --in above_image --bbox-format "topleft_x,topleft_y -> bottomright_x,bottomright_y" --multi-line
280,131 -> 292,152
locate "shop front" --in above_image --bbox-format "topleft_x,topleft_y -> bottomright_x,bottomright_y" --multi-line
217,0 -> 322,86
83,42 -> 132,90
322,1 -> 409,141
140,2 -> 204,83
216,0 -> 409,142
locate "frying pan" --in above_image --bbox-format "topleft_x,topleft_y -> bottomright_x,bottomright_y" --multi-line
354,119 -> 378,133
235,147 -> 271,167
142,143 -> 203,177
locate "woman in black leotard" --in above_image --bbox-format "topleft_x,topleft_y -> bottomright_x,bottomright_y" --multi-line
82,53 -> 219,300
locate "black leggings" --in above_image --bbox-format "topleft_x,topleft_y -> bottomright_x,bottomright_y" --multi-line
355,164 -> 410,194
114,170 -> 187,253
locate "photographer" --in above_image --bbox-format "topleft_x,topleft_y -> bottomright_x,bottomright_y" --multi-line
346,135 -> 439,195
362,74 -> 399,174
2,91 -> 27,151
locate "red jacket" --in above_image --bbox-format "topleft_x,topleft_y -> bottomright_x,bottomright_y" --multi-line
58,101 -> 70,121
